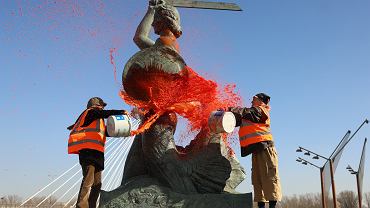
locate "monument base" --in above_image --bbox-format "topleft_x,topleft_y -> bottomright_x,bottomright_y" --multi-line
100,175 -> 253,208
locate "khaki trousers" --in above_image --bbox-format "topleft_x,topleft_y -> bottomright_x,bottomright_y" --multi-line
76,164 -> 102,208
251,146 -> 282,202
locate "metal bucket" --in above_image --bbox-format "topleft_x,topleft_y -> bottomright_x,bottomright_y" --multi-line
208,111 -> 236,133
107,115 -> 132,137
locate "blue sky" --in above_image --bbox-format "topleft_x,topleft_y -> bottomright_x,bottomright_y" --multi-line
1,0 -> 370,199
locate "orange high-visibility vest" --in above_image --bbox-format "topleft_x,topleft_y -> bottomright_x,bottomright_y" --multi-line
68,109 -> 106,154
238,106 -> 273,148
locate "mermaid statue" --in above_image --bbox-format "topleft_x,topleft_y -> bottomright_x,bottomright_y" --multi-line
100,1 -> 252,207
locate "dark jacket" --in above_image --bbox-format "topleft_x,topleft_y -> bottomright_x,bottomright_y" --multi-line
229,106 -> 274,157
68,108 -> 126,171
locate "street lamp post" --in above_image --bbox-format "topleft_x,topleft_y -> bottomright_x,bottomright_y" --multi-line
346,165 -> 361,208
328,159 -> 338,208
296,146 -> 337,208
296,157 -> 326,208
296,119 -> 368,208
346,138 -> 367,208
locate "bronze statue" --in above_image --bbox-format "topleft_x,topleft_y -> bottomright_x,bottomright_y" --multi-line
100,1 -> 252,207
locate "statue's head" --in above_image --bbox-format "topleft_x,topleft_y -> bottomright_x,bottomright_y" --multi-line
152,4 -> 182,38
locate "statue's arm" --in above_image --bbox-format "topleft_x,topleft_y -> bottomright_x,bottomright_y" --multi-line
133,6 -> 156,50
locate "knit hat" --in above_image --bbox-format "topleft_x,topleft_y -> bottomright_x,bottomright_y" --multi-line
87,97 -> 107,108
254,93 -> 270,105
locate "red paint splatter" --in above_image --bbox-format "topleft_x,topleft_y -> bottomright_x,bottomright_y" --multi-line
121,66 -> 241,137
95,0 -> 106,16
109,47 -> 120,85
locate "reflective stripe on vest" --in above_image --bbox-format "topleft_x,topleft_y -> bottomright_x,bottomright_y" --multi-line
68,109 -> 106,154
68,138 -> 105,147
238,106 -> 273,148
239,130 -> 272,141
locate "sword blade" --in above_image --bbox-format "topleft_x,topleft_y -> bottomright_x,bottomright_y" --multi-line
169,0 -> 242,11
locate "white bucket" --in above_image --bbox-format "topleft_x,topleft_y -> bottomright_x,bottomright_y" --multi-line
107,115 -> 132,137
208,111 -> 236,133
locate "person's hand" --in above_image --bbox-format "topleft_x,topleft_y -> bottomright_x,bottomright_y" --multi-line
122,110 -> 129,115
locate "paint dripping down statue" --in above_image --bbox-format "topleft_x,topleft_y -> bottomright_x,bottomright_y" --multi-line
100,1 -> 252,207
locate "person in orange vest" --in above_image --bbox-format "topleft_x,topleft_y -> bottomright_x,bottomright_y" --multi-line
67,97 -> 127,208
229,93 -> 282,208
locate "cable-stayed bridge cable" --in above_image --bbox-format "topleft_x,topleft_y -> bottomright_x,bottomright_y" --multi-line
35,169 -> 82,207
107,137 -> 134,190
20,138 -> 119,207
19,163 -> 79,207
103,139 -> 131,190
21,118 -> 140,207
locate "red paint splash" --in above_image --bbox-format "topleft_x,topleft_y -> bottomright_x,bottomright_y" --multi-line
6,0 -> 137,52
109,48 -> 119,84
120,66 -> 241,137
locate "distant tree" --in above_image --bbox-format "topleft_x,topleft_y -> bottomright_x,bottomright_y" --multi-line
22,195 -> 66,207
278,195 -> 299,208
364,192 -> 370,208
23,196 -> 45,206
39,195 -> 58,207
277,193 -> 322,208
0,194 -> 72,207
337,190 -> 358,208
65,199 -> 78,207
0,194 -> 22,206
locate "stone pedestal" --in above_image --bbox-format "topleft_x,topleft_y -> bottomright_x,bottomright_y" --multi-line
100,176 -> 252,208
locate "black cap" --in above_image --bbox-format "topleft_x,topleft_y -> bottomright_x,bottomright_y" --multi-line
87,97 -> 107,108
254,93 -> 270,105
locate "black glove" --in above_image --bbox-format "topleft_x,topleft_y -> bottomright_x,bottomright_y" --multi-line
67,124 -> 74,130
